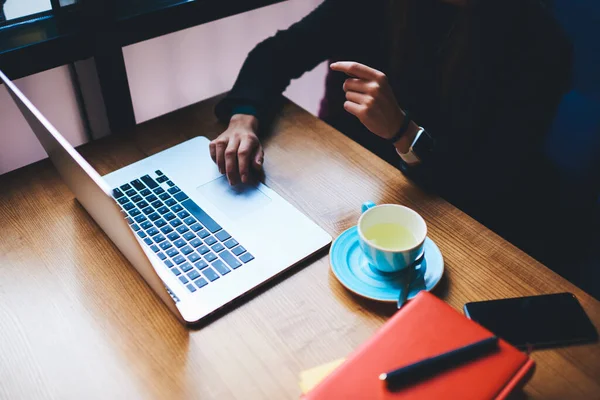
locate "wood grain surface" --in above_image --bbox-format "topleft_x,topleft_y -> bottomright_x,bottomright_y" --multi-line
1,95 -> 599,399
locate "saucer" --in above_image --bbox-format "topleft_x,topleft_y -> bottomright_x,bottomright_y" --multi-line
330,226 -> 444,303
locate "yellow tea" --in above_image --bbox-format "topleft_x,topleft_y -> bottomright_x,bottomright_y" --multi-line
363,223 -> 416,250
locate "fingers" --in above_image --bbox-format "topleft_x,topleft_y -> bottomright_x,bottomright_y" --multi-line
209,141 -> 217,162
345,91 -> 372,106
252,144 -> 264,171
224,137 -> 241,185
213,139 -> 227,175
343,101 -> 366,120
237,136 -> 257,184
343,78 -> 373,94
330,61 -> 386,82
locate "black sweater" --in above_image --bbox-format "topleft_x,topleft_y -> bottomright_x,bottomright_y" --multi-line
215,0 -> 572,250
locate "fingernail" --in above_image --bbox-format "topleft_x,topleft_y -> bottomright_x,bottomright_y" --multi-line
241,174 -> 247,183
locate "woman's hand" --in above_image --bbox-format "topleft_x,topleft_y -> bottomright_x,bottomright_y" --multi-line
209,114 -> 264,185
330,61 -> 406,140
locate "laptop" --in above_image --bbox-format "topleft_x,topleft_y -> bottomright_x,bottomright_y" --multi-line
1,70 -> 331,324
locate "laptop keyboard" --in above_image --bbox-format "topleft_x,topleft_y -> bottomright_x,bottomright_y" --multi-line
112,170 -> 254,295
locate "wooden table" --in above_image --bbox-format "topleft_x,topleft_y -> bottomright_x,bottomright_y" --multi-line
1,95 -> 599,399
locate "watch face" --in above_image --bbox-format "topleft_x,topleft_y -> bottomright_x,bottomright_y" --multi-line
412,129 -> 434,161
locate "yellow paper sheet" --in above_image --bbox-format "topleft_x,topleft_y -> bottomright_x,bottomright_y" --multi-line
298,358 -> 346,394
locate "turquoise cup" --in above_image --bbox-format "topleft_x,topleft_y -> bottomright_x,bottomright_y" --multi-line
358,201 -> 427,273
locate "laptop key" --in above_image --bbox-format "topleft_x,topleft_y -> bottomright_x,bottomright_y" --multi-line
143,238 -> 153,246
164,259 -> 173,268
166,180 -> 175,187
113,188 -> 124,198
153,187 -> 165,195
204,252 -> 217,263
176,225 -> 189,234
142,206 -> 153,215
117,197 -> 129,205
174,192 -> 189,202
239,252 -> 254,263
202,267 -> 219,282
167,232 -> 180,241
194,260 -> 208,270
141,175 -> 158,189
155,219 -> 166,228
137,201 -> 149,209
171,204 -> 183,213
166,248 -> 179,258
164,212 -> 175,221
180,245 -> 193,255
131,179 -> 145,191
157,252 -> 166,260
146,194 -> 158,203
171,267 -> 182,277
184,217 -> 196,226
194,278 -> 208,289
140,221 -> 152,230
187,269 -> 201,281
164,197 -> 175,205
125,189 -> 136,197
149,213 -> 160,221
177,210 -> 190,219
190,223 -> 203,232
220,250 -> 242,269
212,243 -> 225,253
187,252 -> 201,263
168,186 -> 181,194
180,262 -> 193,273
153,234 -> 166,244
126,217 -> 134,225
151,200 -> 163,208
131,195 -> 143,203
183,232 -> 196,241
159,241 -> 172,250
173,255 -> 186,265
120,183 -> 132,191
140,188 -> 151,196
231,245 -> 246,256
161,225 -> 174,234
211,259 -> 231,276
197,229 -> 210,239
129,208 -> 141,217
137,231 -> 147,239
157,176 -> 169,183
215,230 -> 231,242
123,202 -> 135,211
189,238 -> 202,248
196,245 -> 210,255
150,245 -> 159,253
179,276 -> 189,284
135,214 -> 147,223
186,283 -> 197,293
145,227 -> 158,236
131,224 -> 140,231
224,238 -> 238,249
155,170 -> 163,176
174,238 -> 186,248
204,236 -> 217,246
170,219 -> 183,228
157,206 -> 170,215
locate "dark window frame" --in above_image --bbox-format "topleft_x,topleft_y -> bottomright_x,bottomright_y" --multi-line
0,0 -> 287,131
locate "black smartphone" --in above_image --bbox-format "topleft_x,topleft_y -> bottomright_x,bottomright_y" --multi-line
464,293 -> 598,349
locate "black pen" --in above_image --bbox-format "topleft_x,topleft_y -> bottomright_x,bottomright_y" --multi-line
379,336 -> 499,391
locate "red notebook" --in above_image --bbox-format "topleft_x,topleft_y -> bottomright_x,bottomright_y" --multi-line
304,292 -> 535,400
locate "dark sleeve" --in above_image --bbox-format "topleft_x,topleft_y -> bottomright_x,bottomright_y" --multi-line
214,0 -> 368,124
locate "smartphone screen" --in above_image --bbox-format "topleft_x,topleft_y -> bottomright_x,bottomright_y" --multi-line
464,293 -> 598,349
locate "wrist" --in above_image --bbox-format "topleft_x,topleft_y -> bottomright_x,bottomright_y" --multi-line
229,113 -> 259,132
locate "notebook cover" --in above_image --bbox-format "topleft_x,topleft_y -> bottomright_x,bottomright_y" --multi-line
304,291 -> 534,400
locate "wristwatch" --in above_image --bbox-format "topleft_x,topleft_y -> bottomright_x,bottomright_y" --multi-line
396,127 -> 435,166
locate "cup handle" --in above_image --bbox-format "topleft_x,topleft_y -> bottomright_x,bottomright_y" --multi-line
361,201 -> 376,214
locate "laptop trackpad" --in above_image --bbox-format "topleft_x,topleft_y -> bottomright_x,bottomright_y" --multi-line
197,176 -> 271,219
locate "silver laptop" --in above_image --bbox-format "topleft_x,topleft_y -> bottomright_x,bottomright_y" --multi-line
1,70 -> 331,324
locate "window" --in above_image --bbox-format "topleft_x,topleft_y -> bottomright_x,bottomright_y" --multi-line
1,0 -> 52,23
